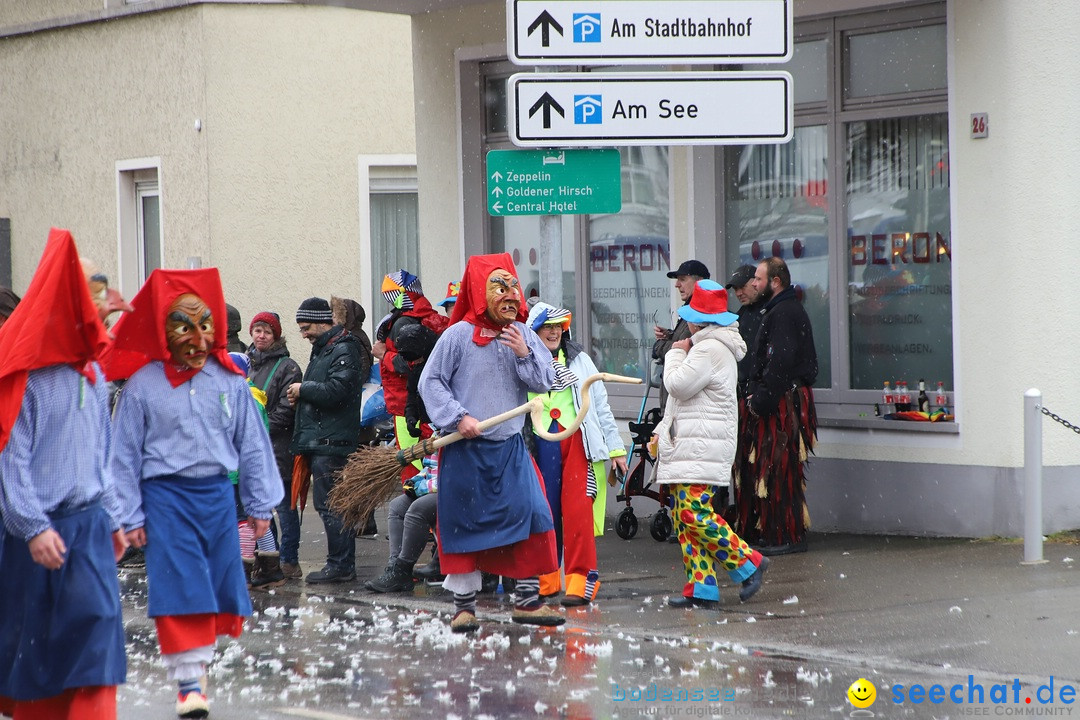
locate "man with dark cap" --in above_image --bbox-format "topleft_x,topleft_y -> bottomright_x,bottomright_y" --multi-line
0,229 -> 126,720
286,297 -> 365,584
652,259 -> 710,412
725,264 -> 764,391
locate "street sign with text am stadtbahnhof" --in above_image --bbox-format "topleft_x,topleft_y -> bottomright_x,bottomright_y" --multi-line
486,148 -> 622,216
507,0 -> 792,65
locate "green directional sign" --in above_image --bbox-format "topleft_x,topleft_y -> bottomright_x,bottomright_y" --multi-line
486,148 -> 622,216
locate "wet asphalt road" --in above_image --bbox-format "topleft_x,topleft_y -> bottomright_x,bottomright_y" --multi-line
114,522 -> 1080,719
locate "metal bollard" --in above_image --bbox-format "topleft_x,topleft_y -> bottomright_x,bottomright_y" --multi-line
1022,388 -> 1047,565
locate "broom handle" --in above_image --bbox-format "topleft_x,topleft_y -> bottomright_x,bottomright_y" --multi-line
531,372 -> 642,442
426,398 -> 544,451
424,372 -> 642,451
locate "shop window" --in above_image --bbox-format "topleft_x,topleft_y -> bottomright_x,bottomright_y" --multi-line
720,5 -> 950,404
847,114 -> 951,390
723,125 -> 831,387
588,146 -> 670,380
845,24 -> 946,100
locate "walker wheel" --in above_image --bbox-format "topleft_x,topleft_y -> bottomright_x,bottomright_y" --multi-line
615,508 -> 638,540
650,511 -> 673,542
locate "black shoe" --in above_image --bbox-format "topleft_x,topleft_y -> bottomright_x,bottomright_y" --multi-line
740,556 -> 770,602
758,539 -> 808,557
667,595 -> 718,609
358,513 -> 378,538
365,559 -> 416,593
305,565 -> 356,584
560,594 -> 589,607
414,553 -> 443,582
117,546 -> 145,568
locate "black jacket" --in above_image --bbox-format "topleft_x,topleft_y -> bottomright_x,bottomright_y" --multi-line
247,339 -> 303,471
736,300 -> 765,392
289,326 -> 365,457
747,286 -> 818,416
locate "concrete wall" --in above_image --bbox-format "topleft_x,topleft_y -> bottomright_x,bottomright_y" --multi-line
0,0 -> 101,28
201,3 -> 414,340
0,7 -> 209,287
408,0 -> 1080,536
411,1 -> 504,301
0,3 -> 414,357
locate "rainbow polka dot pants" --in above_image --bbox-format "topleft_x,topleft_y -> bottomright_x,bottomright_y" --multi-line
673,483 -> 762,602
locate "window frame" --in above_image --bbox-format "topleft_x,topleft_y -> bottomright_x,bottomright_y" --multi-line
116,157 -> 163,301
357,154 -> 418,340
720,4 -> 950,413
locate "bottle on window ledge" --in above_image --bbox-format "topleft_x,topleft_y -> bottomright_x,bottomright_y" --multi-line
917,378 -> 931,413
896,380 -> 911,412
882,381 -> 894,410
934,381 -> 948,414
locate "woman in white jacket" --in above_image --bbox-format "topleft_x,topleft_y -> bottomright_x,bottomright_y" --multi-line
654,280 -> 768,609
525,302 -> 628,607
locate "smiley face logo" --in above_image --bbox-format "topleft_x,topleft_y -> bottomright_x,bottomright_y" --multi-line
847,678 -> 877,709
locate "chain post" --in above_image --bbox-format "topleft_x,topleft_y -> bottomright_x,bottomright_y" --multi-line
1023,390 -> 1047,564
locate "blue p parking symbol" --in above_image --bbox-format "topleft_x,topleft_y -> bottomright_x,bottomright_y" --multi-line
573,13 -> 601,43
574,95 -> 603,124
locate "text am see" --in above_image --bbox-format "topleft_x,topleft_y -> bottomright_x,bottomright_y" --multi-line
612,99 -> 697,120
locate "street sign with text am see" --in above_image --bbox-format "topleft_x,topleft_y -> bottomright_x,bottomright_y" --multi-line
508,71 -> 792,147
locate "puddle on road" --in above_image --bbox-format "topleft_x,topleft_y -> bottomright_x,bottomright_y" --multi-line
117,571 -> 996,719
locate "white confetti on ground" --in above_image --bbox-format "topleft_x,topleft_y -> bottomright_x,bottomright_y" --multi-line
582,641 -> 613,657
783,595 -> 799,605
949,606 -> 962,614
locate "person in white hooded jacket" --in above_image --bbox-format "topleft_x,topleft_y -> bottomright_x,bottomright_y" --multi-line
653,280 -> 769,609
525,301 -> 628,606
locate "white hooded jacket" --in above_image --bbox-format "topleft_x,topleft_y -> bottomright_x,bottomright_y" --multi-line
654,322 -> 746,487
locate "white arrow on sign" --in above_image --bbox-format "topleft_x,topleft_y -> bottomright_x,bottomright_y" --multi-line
492,202 -> 504,213
507,0 -> 791,65
508,71 -> 792,147
491,171 -> 503,182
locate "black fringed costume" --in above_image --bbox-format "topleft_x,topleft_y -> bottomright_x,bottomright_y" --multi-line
733,284 -> 818,548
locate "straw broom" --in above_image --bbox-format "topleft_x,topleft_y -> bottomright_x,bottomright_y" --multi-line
328,372 -> 641,531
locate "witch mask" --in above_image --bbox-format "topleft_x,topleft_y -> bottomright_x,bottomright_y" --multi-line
166,293 -> 214,370
485,269 -> 521,326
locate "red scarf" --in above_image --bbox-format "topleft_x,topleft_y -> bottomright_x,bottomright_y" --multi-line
447,253 -> 527,346
0,228 -> 110,452
103,268 -> 242,386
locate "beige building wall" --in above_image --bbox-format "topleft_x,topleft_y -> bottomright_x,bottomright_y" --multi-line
200,3 -> 414,338
0,3 -> 414,353
411,1 -> 503,299
0,8 -> 209,288
406,0 -> 1080,536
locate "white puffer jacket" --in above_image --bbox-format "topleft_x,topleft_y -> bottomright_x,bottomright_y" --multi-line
654,323 -> 746,487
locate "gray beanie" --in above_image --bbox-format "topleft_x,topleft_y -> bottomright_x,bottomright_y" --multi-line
296,296 -> 333,324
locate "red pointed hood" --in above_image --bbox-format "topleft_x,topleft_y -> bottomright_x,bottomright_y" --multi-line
448,253 -> 527,345
103,267 -> 242,386
0,228 -> 110,452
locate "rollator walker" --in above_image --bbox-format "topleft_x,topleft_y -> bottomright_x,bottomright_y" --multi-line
614,360 -> 673,541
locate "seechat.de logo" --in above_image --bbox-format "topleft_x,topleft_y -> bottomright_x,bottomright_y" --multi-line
574,95 -> 603,124
573,13 -> 602,42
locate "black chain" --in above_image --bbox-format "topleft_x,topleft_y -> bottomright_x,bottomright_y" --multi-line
1039,405 -> 1080,435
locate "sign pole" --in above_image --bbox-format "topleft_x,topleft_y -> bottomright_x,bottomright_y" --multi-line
539,214 -> 562,306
